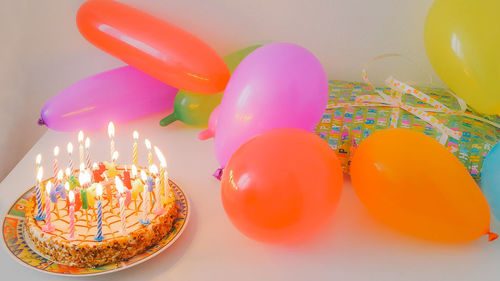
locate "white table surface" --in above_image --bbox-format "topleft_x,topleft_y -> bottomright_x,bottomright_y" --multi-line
2,111 -> 500,281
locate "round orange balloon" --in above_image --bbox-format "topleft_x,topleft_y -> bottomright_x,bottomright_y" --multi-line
350,129 -> 492,242
221,128 -> 343,243
77,0 -> 230,94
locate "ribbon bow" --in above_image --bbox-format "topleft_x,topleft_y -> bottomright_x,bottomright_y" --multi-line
327,54 -> 500,145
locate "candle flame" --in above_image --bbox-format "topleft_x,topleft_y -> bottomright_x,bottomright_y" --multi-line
92,162 -> 98,170
140,170 -> 147,182
96,183 -> 103,198
145,139 -> 151,150
149,164 -> 158,175
79,170 -> 90,185
112,151 -> 119,162
79,163 -> 85,172
69,190 -> 75,203
36,154 -> 42,165
65,167 -> 71,177
133,131 -> 139,140
78,131 -> 84,143
65,182 -> 70,191
37,166 -> 43,182
153,146 -> 167,167
67,142 -> 73,154
131,165 -> 138,177
53,146 -> 59,157
46,181 -> 52,194
108,122 -> 115,138
115,176 -> 125,193
85,137 -> 90,149
57,170 -> 63,181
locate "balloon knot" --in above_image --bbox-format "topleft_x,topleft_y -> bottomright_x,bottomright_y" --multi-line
488,232 -> 498,242
37,118 -> 45,126
213,168 -> 223,181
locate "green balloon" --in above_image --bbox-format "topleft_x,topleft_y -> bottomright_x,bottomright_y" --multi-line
160,45 -> 262,127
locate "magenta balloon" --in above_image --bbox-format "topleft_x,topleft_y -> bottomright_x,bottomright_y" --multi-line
214,43 -> 328,167
40,66 -> 178,131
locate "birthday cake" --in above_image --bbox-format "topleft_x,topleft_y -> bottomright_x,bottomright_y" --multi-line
24,124 -> 178,267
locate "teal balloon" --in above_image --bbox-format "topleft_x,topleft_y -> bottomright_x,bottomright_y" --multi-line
481,142 -> 500,221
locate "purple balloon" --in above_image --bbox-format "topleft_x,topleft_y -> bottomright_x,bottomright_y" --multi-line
214,43 -> 328,167
40,66 -> 178,131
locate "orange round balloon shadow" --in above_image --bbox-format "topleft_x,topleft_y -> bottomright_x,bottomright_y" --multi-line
77,0 -> 230,94
221,128 -> 343,243
350,129 -> 492,242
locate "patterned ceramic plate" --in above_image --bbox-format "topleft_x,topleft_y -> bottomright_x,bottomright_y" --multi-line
2,179 -> 189,276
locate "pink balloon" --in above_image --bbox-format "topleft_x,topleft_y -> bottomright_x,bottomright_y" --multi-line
198,105 -> 219,140
214,43 -> 328,167
40,66 -> 178,131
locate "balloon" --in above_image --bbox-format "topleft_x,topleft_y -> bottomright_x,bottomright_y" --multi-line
198,105 -> 219,140
159,92 -> 222,127
77,0 -> 229,94
424,0 -> 500,115
40,66 -> 177,132
481,142 -> 500,221
350,129 -> 493,242
160,45 -> 261,127
215,43 -> 328,167
221,128 -> 343,243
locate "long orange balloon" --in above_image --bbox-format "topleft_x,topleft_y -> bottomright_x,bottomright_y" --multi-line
350,129 -> 493,242
77,0 -> 230,94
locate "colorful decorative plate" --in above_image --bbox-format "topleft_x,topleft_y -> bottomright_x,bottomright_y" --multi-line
2,180 -> 189,276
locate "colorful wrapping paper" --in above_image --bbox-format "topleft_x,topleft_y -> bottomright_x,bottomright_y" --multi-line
315,80 -> 500,181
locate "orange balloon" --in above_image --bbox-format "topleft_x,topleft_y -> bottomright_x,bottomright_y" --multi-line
350,129 -> 492,242
221,128 -> 343,243
77,0 -> 230,94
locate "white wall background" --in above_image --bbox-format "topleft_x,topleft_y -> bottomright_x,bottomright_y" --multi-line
0,0 -> 441,181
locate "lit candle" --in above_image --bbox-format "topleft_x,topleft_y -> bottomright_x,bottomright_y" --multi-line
92,162 -> 104,182
42,181 -> 55,232
108,122 -> 115,161
35,154 -> 42,175
68,190 -> 75,240
151,164 -> 164,215
65,167 -> 71,180
140,170 -> 150,225
145,139 -> 153,167
34,167 -> 45,221
132,131 -> 139,167
53,147 -> 59,185
112,151 -> 119,165
94,183 -> 105,242
154,146 -> 169,203
85,137 -> 91,169
55,170 -> 66,200
67,142 -> 74,174
79,169 -> 91,223
131,165 -> 138,179
78,131 -> 85,167
115,177 -> 127,234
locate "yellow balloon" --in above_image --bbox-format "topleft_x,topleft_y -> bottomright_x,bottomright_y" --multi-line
424,0 -> 500,115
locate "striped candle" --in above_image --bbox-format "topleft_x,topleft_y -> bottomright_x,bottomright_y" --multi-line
68,190 -> 75,239
108,122 -> 115,161
132,131 -> 139,167
153,146 -> 168,203
53,147 -> 59,185
42,181 -> 55,232
94,184 -> 105,242
67,142 -> 74,174
145,139 -> 153,167
78,131 -> 85,167
140,170 -> 150,225
34,167 -> 45,221
85,137 -> 91,170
